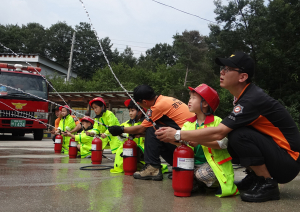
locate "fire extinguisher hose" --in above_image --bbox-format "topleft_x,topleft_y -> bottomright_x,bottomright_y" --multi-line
79,164 -> 114,171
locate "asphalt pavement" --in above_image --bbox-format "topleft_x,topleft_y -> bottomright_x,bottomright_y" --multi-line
0,134 -> 300,212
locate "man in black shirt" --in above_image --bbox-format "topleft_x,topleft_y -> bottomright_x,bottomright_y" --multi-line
155,52 -> 300,202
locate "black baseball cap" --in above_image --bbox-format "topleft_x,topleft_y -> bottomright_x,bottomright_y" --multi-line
54,105 -> 60,111
133,85 -> 156,102
215,51 -> 254,78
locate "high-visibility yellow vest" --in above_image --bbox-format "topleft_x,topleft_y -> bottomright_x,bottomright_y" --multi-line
92,110 -> 121,154
58,114 -> 76,155
182,116 -> 239,197
75,129 -> 94,158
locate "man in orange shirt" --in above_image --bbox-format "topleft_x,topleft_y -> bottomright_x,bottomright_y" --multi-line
109,85 -> 194,181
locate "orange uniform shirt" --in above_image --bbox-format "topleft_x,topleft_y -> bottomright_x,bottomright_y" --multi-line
141,95 -> 194,129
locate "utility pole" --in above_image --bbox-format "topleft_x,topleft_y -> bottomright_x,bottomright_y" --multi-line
183,66 -> 189,87
67,31 -> 76,82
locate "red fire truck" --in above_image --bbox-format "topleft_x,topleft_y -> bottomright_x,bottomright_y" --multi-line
0,63 -> 50,140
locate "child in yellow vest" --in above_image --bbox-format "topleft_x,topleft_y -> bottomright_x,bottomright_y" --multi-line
65,116 -> 94,158
88,97 -> 121,154
110,99 -> 146,173
55,105 -> 77,155
182,84 -> 239,197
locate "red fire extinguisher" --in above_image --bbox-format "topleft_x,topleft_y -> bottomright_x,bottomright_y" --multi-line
91,136 -> 102,164
172,142 -> 194,197
69,138 -> 78,158
54,132 -> 63,153
123,137 -> 137,176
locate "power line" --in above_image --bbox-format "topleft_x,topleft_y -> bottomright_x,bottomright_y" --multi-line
113,43 -> 150,49
151,0 -> 219,25
110,38 -> 156,45
115,47 -> 145,53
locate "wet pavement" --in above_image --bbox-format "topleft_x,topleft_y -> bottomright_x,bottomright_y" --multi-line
1,134 -> 300,212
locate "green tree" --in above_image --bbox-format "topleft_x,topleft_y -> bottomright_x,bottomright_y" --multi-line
119,46 -> 136,68
173,30 -> 217,102
0,24 -> 23,53
206,0 -> 300,124
138,43 -> 177,71
20,23 -> 47,56
46,21 -> 74,67
73,22 -> 118,79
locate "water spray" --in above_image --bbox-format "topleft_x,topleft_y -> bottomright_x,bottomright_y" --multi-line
0,83 -> 109,129
78,0 -> 158,129
0,42 -> 84,126
0,100 -> 51,128
0,42 -> 69,107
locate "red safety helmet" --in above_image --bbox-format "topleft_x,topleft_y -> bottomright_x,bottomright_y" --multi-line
89,97 -> 107,107
188,84 -> 220,112
124,99 -> 131,107
81,116 -> 94,125
59,105 -> 72,114
124,99 -> 147,113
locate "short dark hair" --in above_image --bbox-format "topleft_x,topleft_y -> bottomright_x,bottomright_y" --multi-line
53,105 -> 60,112
127,100 -> 139,111
133,85 -> 156,102
92,101 -> 104,108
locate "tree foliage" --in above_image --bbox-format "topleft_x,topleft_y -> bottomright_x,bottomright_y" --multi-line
206,0 -> 300,122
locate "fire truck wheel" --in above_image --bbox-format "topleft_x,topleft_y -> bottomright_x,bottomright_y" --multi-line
34,130 -> 44,140
19,132 -> 25,137
12,132 -> 18,137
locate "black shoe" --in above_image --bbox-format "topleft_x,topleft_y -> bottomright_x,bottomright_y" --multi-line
241,176 -> 280,202
191,179 -> 206,193
235,169 -> 257,191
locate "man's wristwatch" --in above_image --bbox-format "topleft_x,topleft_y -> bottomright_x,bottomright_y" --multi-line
174,130 -> 181,141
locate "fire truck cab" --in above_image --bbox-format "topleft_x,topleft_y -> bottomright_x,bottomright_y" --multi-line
0,63 -> 50,140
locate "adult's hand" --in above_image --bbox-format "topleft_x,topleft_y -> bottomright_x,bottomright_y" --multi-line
187,141 -> 198,147
155,127 -> 177,143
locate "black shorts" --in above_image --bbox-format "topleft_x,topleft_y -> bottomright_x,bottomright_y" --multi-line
227,126 -> 300,184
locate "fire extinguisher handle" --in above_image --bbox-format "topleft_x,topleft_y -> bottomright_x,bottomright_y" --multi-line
129,134 -> 135,139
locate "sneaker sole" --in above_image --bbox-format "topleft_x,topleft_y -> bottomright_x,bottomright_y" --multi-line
133,174 -> 163,181
241,194 -> 280,202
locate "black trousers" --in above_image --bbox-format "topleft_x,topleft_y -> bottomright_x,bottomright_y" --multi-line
228,126 -> 300,184
144,126 -> 177,166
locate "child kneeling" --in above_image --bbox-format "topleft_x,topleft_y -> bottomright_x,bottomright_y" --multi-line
66,116 -> 94,158
88,97 -> 121,154
56,105 -> 78,154
110,99 -> 146,173
183,84 -> 239,197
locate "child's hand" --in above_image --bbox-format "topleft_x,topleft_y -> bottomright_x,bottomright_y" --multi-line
101,134 -> 107,139
188,141 -> 198,147
86,131 -> 95,136
65,132 -> 72,137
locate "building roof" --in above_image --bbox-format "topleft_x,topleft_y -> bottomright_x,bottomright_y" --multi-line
49,91 -> 134,108
0,53 -> 76,78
